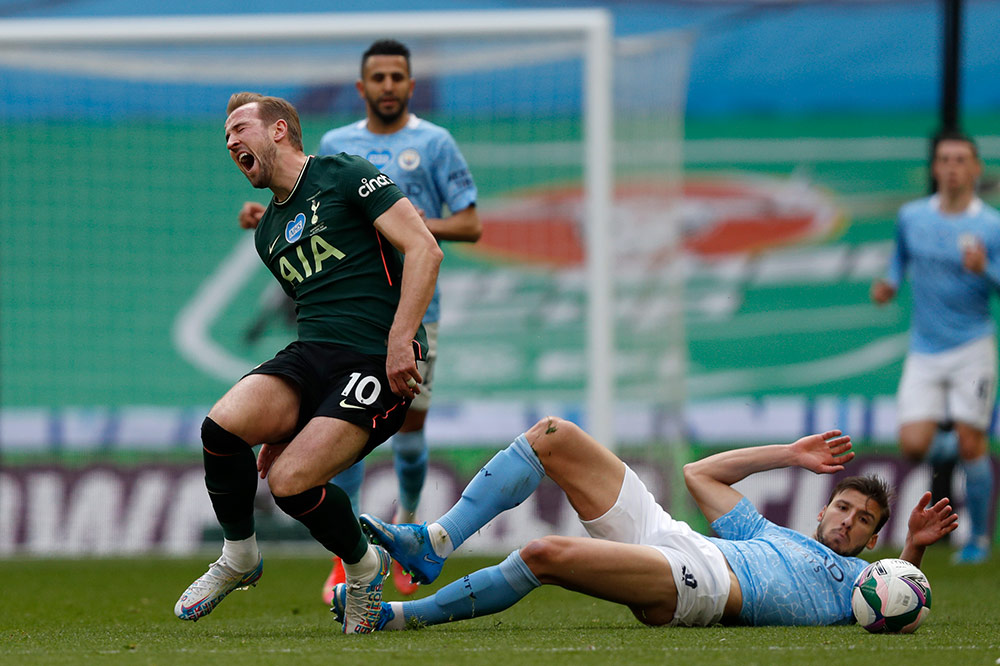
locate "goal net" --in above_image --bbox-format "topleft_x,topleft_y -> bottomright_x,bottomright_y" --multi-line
0,11 -> 692,553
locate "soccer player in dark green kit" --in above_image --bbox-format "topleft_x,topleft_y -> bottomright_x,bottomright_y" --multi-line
174,92 -> 442,634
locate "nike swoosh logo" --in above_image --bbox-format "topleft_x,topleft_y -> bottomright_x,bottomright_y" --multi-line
181,595 -> 209,611
268,235 -> 281,255
424,554 -> 441,564
339,399 -> 365,410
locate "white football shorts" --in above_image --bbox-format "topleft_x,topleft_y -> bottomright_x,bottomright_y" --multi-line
897,334 -> 997,430
580,465 -> 732,627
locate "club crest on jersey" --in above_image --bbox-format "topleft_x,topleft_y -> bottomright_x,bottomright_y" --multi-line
285,213 -> 306,242
358,173 -> 394,198
366,150 -> 391,168
398,148 -> 421,171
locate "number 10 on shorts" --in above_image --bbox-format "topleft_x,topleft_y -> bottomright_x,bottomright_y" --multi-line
342,372 -> 382,405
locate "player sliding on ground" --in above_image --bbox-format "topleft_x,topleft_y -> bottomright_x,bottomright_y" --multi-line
330,416 -> 957,629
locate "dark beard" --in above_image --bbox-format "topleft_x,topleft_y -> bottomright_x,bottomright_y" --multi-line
816,529 -> 866,558
372,104 -> 405,126
366,93 -> 407,126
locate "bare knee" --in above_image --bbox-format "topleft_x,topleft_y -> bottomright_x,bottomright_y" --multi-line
898,426 -> 933,463
518,536 -> 570,584
526,415 -> 576,441
956,425 -> 988,460
898,446 -> 925,464
266,460 -> 311,498
525,416 -> 582,466
898,432 -> 928,462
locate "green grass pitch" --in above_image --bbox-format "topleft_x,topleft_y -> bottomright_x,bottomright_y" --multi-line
0,548 -> 996,665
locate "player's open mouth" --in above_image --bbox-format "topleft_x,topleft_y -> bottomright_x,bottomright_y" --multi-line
238,151 -> 256,172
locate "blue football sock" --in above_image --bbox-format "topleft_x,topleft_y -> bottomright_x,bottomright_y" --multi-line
392,430 -> 428,515
331,460 -> 365,517
437,434 -> 545,550
401,550 -> 540,627
962,455 -> 994,539
927,428 -> 958,464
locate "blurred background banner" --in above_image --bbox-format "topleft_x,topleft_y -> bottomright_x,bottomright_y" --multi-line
2,0 -> 999,554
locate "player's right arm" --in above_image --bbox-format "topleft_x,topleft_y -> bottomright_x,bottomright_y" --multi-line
374,197 -> 443,397
683,431 -> 854,523
872,211 -> 908,305
239,201 -> 266,229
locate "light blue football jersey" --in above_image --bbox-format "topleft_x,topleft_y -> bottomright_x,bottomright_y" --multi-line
708,497 -> 868,626
317,115 -> 478,323
886,195 -> 1000,353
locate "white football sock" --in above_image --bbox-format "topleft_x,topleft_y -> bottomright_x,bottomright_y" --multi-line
426,522 -> 454,558
384,602 -> 406,630
222,534 -> 259,572
343,544 -> 380,580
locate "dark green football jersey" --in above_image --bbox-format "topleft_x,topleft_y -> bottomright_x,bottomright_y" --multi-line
253,154 -> 425,355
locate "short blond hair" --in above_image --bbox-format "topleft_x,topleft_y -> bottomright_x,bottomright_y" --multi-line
226,92 -> 303,151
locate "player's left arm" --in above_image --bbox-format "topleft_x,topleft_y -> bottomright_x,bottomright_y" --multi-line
960,236 -> 989,277
422,133 -> 481,242
374,197 -> 444,397
898,491 -> 958,567
684,430 -> 853,523
959,213 -> 1000,287
872,215 -> 907,304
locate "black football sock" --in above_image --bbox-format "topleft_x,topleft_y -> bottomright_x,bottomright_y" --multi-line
272,483 -> 369,563
201,417 -> 258,541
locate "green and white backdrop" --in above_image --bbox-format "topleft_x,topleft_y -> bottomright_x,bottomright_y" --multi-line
2,6 -> 999,556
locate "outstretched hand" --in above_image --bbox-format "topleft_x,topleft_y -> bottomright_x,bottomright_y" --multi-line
907,491 -> 959,549
789,430 -> 854,474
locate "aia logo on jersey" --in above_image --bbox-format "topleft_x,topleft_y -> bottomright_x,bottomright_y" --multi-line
398,148 -> 421,171
285,212 -> 306,242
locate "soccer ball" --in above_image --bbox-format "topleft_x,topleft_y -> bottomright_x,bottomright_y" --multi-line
851,558 -> 931,633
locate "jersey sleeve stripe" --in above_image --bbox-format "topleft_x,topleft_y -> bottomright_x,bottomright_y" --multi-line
373,230 -> 394,286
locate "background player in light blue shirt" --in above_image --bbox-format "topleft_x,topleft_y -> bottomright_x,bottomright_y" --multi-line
872,131 -> 1000,564
328,416 -> 957,630
239,39 -> 481,598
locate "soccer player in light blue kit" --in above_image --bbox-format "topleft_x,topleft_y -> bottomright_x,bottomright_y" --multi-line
239,39 -> 481,598
872,131 -> 1000,564
328,416 -> 956,629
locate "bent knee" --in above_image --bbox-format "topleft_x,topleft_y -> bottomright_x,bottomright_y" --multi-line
266,463 -> 313,498
527,415 -> 575,437
898,435 -> 929,462
266,470 -> 293,498
525,416 -> 582,452
518,536 -> 573,582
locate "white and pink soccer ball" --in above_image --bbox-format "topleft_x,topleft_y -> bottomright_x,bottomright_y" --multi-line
851,558 -> 931,633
